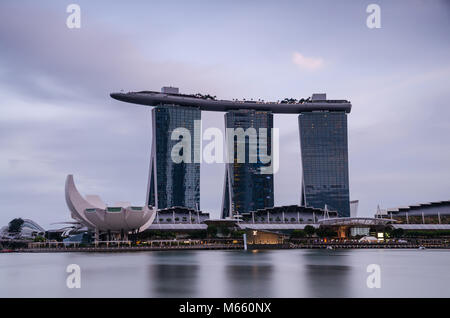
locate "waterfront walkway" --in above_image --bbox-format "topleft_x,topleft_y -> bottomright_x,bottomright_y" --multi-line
289,242 -> 450,249
3,236 -> 450,253
8,241 -> 450,253
19,243 -> 243,253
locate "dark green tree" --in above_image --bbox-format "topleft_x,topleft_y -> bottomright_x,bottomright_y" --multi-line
231,230 -> 246,238
220,226 -> 231,237
392,228 -> 405,238
316,228 -> 337,238
290,230 -> 306,238
188,230 -> 207,239
33,236 -> 45,242
8,218 -> 24,233
304,225 -> 316,237
207,225 -> 218,238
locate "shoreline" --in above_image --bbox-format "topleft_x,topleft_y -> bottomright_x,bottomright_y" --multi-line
3,242 -> 450,253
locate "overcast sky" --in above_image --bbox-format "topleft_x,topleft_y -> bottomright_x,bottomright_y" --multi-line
1,0 -> 449,228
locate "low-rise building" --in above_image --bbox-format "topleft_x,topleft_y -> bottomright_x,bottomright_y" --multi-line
376,200 -> 450,224
241,205 -> 338,224
154,207 -> 210,224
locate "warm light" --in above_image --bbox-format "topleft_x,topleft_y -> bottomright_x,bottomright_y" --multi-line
253,231 -> 258,236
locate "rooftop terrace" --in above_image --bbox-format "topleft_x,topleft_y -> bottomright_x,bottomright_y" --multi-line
110,88 -> 352,114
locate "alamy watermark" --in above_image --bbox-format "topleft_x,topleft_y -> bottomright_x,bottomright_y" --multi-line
66,4 -> 81,29
170,121 -> 279,174
366,264 -> 381,288
66,264 -> 81,289
366,4 -> 381,29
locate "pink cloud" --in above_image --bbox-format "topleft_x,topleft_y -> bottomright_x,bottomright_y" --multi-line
292,52 -> 324,71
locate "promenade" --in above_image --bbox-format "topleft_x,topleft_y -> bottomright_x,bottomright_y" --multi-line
4,238 -> 449,253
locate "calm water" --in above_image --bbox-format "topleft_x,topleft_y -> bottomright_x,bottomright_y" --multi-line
1,249 -> 449,297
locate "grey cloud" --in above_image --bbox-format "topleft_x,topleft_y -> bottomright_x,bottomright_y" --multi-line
1,1 -> 449,228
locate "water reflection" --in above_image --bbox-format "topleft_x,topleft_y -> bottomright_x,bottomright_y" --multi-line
301,250 -> 352,297
1,250 -> 450,297
231,251 -> 274,295
226,263 -> 274,297
148,263 -> 200,297
146,251 -> 200,297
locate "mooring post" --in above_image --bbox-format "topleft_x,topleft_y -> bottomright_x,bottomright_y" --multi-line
243,233 -> 247,251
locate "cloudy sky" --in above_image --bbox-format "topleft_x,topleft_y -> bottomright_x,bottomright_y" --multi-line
1,0 -> 449,228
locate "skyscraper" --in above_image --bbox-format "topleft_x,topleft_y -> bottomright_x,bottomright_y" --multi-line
221,109 -> 274,218
147,100 -> 201,210
299,106 -> 350,217
111,88 -> 352,218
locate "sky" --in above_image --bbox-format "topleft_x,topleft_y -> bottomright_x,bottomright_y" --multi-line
0,0 -> 449,228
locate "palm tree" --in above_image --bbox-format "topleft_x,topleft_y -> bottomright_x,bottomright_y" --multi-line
304,225 -> 316,237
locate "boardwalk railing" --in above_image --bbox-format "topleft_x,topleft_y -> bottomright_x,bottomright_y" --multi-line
20,243 -> 244,253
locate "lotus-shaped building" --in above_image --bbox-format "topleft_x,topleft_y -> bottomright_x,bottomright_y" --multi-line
65,175 -> 155,233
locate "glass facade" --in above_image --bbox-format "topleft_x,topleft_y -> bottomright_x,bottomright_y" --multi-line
299,112 -> 350,217
147,105 -> 201,210
222,110 -> 274,218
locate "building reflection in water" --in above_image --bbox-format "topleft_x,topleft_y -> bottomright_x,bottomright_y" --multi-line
4,250 -> 450,297
301,249 -> 352,297
144,249 -> 355,297
223,250 -> 274,297
146,251 -> 200,297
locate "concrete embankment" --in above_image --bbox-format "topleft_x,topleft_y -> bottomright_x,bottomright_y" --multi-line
8,242 -> 450,253
16,244 -> 244,253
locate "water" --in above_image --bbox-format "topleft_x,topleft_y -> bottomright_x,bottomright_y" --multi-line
1,249 -> 449,297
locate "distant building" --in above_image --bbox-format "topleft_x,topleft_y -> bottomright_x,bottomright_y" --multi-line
299,103 -> 350,217
241,205 -> 338,224
65,174 -> 155,239
111,88 -> 352,219
246,229 -> 287,246
154,206 -> 209,224
63,232 -> 92,245
222,109 -> 274,218
0,219 -> 45,239
147,91 -> 201,210
350,200 -> 359,218
376,200 -> 450,224
318,217 -> 393,239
